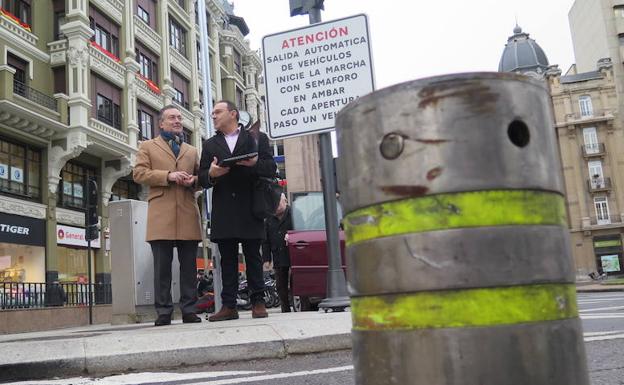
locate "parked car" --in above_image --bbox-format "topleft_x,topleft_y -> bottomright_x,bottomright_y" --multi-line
287,192 -> 346,311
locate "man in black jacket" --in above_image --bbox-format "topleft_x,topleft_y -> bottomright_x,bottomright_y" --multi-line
262,193 -> 293,312
198,100 -> 277,321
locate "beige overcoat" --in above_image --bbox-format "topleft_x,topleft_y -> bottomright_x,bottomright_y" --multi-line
133,136 -> 202,241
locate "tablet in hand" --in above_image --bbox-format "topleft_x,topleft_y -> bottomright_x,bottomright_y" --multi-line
218,152 -> 258,167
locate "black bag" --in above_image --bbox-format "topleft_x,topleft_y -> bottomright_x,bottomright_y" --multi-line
252,176 -> 283,220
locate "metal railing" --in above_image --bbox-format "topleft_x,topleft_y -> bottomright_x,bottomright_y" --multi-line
588,215 -> 623,226
0,282 -> 111,310
581,143 -> 605,157
13,79 -> 58,111
587,177 -> 612,192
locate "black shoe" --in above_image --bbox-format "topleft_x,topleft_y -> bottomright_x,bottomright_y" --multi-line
182,313 -> 202,323
154,314 -> 171,326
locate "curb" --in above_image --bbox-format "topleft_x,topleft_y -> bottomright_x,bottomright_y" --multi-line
0,313 -> 353,382
0,333 -> 352,382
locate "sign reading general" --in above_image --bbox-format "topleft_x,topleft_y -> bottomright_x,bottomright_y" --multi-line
262,14 -> 374,139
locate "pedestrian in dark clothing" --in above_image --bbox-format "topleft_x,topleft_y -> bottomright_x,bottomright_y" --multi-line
45,281 -> 66,307
198,100 -> 277,321
262,193 -> 293,312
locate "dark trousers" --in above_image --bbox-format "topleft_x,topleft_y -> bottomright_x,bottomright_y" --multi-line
274,266 -> 291,312
217,238 -> 264,308
150,240 -> 198,316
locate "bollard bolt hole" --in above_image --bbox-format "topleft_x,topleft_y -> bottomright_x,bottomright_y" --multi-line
507,120 -> 530,148
380,133 -> 405,160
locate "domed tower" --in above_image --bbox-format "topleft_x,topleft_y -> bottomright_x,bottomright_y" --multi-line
499,25 -> 549,78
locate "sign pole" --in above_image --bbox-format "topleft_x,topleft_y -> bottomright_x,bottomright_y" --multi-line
87,238 -> 93,325
307,5 -> 349,312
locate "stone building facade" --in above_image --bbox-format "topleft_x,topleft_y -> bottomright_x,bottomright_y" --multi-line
0,0 -> 263,285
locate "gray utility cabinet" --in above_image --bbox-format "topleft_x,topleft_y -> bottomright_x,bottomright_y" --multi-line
109,199 -> 180,324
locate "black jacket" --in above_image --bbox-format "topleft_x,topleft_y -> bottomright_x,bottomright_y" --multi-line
262,206 -> 293,267
198,128 -> 276,240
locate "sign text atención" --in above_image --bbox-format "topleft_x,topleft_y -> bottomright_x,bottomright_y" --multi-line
262,14 -> 374,139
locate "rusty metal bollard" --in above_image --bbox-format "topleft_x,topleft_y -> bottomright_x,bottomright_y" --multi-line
335,72 -> 590,385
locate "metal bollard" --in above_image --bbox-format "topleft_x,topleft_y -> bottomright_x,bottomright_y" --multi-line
336,72 -> 590,385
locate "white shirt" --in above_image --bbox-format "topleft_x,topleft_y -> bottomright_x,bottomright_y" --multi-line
224,127 -> 240,153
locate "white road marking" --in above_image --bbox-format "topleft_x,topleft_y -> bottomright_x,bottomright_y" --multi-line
185,365 -> 354,385
580,313 -> 624,319
583,330 -> 624,337
585,333 -> 624,342
4,371 -> 263,385
579,305 -> 624,312
4,366 -> 354,385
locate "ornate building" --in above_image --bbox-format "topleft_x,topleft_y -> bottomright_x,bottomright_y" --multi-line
500,24 -> 624,278
0,0 -> 264,286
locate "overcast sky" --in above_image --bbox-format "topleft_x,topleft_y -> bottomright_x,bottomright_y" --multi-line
233,0 -> 577,89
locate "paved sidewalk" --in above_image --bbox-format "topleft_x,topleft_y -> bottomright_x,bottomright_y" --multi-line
0,310 -> 352,382
576,282 -> 624,293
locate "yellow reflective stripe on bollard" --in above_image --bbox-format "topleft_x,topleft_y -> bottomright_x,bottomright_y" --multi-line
344,190 -> 566,246
352,284 -> 577,330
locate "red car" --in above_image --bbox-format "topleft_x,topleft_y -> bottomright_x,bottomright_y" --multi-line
287,192 -> 346,311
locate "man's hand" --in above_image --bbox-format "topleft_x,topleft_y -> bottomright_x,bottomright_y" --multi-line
209,157 -> 230,177
168,171 -> 191,184
180,175 -> 197,187
237,155 -> 258,167
263,261 -> 272,271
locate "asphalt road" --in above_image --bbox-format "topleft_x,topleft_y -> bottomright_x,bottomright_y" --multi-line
6,292 -> 624,385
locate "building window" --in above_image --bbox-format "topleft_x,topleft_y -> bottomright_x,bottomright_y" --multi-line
233,49 -> 242,74
183,128 -> 192,145
583,127 -> 599,154
7,53 -> 27,86
89,16 -> 119,57
171,70 -> 189,110
54,11 -> 66,40
137,5 -> 149,24
235,87 -> 244,110
96,94 -> 121,129
136,45 -> 158,82
58,162 -> 96,210
1,0 -> 31,26
579,95 -> 593,118
138,108 -> 155,140
169,18 -> 186,56
110,177 -> 140,201
594,197 -> 611,225
0,138 -> 41,200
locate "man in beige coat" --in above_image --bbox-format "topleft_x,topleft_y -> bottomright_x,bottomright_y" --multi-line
133,105 -> 202,326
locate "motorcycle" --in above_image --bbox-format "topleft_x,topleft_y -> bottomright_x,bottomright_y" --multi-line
195,273 -> 215,314
236,272 -> 280,309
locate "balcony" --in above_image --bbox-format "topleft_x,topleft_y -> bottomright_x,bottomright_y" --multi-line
588,215 -> 624,226
169,47 -> 193,80
582,143 -> 606,158
134,14 -> 161,54
13,80 -> 57,111
587,177 -> 612,193
89,41 -> 125,88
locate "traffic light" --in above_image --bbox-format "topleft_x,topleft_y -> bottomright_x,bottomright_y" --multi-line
289,0 -> 324,16
85,179 -> 98,241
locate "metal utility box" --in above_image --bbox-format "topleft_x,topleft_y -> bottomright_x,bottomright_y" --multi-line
109,200 -> 180,324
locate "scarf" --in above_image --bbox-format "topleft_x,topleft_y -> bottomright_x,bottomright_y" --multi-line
160,132 -> 182,157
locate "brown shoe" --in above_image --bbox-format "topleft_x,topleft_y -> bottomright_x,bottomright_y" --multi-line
252,303 -> 268,318
208,306 -> 239,322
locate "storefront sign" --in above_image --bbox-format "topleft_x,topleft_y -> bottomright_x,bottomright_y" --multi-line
600,254 -> 621,273
263,14 -> 374,139
0,212 -> 45,246
594,239 -> 622,248
0,163 -> 7,179
10,167 -> 23,183
56,224 -> 100,248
